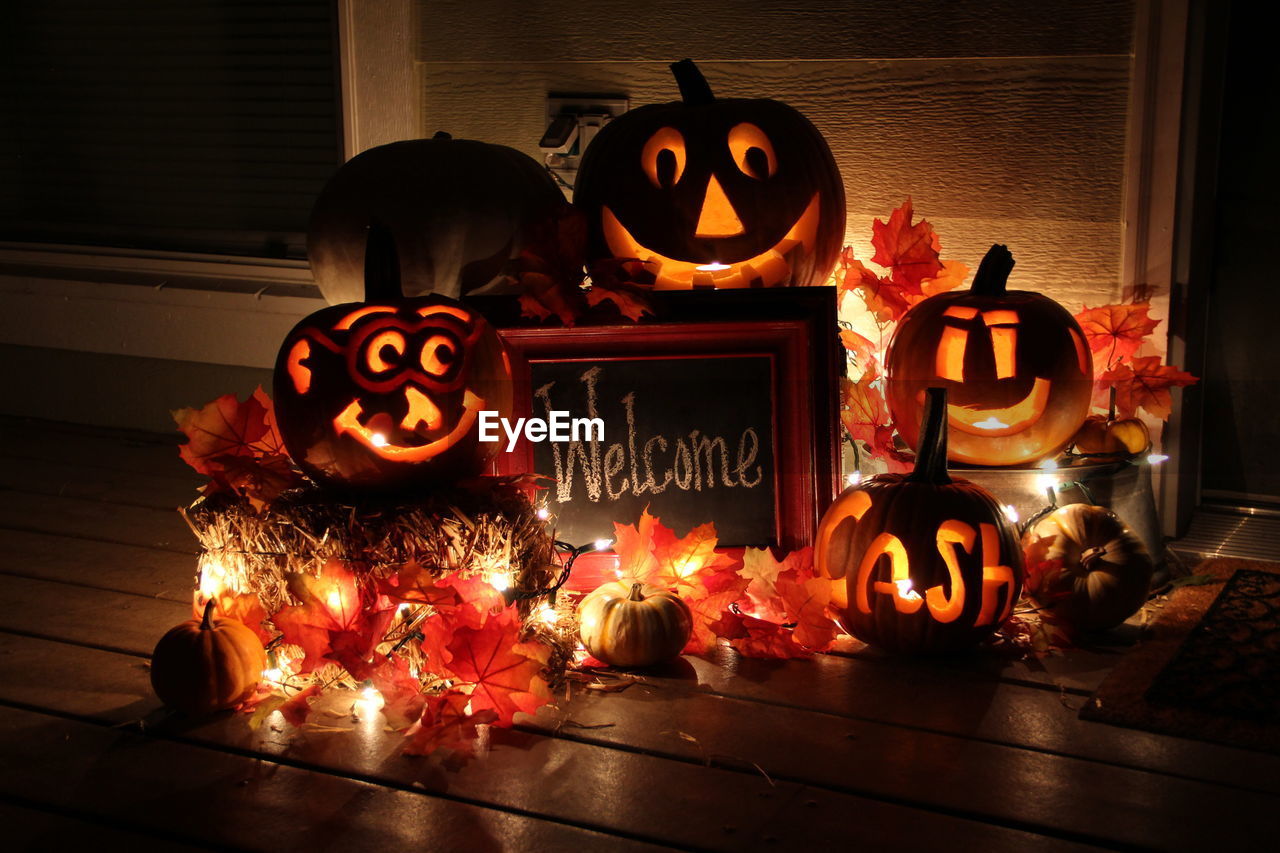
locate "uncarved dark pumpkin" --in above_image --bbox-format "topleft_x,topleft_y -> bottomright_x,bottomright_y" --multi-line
817,388 -> 1025,653
308,132 -> 569,304
275,224 -> 513,492
573,59 -> 844,290
886,245 -> 1093,467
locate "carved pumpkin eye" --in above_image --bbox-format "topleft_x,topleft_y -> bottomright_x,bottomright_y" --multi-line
420,334 -> 457,376
364,329 -> 407,374
728,122 -> 776,180
642,127 -> 686,188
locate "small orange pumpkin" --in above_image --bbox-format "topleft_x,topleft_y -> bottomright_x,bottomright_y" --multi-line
151,600 -> 266,716
1072,389 -> 1150,457
578,582 -> 692,667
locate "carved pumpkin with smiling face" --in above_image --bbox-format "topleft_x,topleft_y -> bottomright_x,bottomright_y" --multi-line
274,225 -> 513,492
573,59 -> 845,290
886,245 -> 1093,467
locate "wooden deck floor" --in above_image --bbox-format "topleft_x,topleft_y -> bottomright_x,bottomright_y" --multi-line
1,419 -> 1276,851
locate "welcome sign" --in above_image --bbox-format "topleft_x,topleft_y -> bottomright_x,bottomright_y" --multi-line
481,289 -> 841,554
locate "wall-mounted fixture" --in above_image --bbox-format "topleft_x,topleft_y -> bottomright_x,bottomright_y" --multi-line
540,94 -> 628,196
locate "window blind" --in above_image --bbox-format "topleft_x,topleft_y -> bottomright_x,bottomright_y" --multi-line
0,0 -> 340,259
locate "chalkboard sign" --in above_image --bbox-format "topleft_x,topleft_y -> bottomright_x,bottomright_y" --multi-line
480,288 -> 841,558
530,355 -> 776,546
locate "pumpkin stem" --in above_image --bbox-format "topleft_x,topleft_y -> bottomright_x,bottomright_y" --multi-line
432,130 -> 452,141
908,387 -> 952,485
627,583 -> 646,602
1107,386 -> 1117,422
363,219 -> 403,303
970,244 -> 1015,296
670,59 -> 715,106
200,598 -> 217,630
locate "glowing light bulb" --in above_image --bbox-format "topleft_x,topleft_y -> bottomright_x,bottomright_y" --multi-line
488,571 -> 512,592
1035,459 -> 1059,495
398,603 -> 413,619
535,506 -> 550,521
1147,453 -> 1169,465
537,603 -> 558,626
696,261 -> 731,272
972,416 -> 1010,430
846,471 -> 863,487
262,667 -> 283,684
370,432 -> 389,448
326,590 -> 343,611
593,538 -> 613,552
1002,504 -> 1020,524
894,578 -> 921,602
354,685 -> 384,718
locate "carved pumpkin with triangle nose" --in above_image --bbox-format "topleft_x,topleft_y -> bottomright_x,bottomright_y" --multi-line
573,59 -> 845,290
886,245 -> 1093,467
274,225 -> 513,492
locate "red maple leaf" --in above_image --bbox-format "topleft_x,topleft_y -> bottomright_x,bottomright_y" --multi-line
683,563 -> 749,654
444,613 -> 551,726
839,328 -> 880,372
368,656 -> 427,731
1074,302 -> 1161,369
869,425 -> 914,473
1096,356 -> 1197,420
870,198 -> 944,291
402,690 -> 498,757
272,559 -> 396,678
731,615 -> 809,659
277,684 -> 321,728
837,251 -> 912,324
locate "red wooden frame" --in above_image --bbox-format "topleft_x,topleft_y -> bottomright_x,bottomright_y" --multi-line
476,289 -> 842,581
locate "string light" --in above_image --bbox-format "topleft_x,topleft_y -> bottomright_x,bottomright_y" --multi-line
846,470 -> 863,487
535,506 -> 551,521
488,571 -> 513,592
354,683 -> 384,719
536,603 -> 559,626
1035,458 -> 1059,494
1002,504 -> 1020,525
1146,453 -> 1169,465
593,538 -> 613,552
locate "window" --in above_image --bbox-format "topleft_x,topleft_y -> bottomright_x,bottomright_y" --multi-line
0,0 -> 340,259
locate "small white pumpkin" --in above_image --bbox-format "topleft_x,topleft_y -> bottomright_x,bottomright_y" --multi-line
1022,503 -> 1155,631
578,582 -> 692,667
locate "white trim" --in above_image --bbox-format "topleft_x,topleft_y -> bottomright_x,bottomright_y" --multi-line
0,243 -> 312,287
0,274 -> 322,369
336,0 -> 418,159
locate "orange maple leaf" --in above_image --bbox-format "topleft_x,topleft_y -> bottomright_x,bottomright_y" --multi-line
403,690 -> 499,757
444,613 -> 551,726
173,387 -> 286,474
913,258 -> 969,302
839,328 -> 879,373
840,373 -> 890,449
1096,356 -> 1197,420
682,563 -> 750,654
273,559 -> 395,678
775,564 -> 836,651
837,251 -> 912,324
731,615 -> 810,659
1075,302 -> 1161,369
870,198 -> 944,290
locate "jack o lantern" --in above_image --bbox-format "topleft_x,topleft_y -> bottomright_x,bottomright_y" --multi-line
308,132 -> 568,304
886,245 -> 1093,467
573,59 -> 844,290
275,224 -> 513,492
817,388 -> 1025,653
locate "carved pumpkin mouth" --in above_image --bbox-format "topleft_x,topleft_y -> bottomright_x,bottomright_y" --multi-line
925,377 -> 1052,437
601,193 -> 820,289
333,387 -> 484,462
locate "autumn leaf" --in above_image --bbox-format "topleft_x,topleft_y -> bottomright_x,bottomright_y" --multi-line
870,198 -> 944,291
870,425 -> 914,474
840,373 -> 890,449
839,328 -> 880,373
195,590 -> 272,645
651,520 -> 733,591
916,259 -> 969,300
375,562 -> 463,608
1075,302 -> 1161,368
278,684 -> 322,728
775,565 -> 837,651
173,387 -> 285,474
731,615 -> 810,659
368,656 -> 427,731
1096,356 -> 1197,420
683,563 -> 749,654
837,251 -> 912,324
403,690 -> 498,757
272,559 -> 396,678
737,547 -> 791,611
514,206 -> 590,325
444,613 -> 551,726
612,508 -> 662,584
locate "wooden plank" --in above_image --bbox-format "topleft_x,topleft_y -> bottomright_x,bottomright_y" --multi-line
0,454 -> 201,511
0,633 -> 1102,852
0,489 -> 196,554
1,800 -> 214,852
0,529 -> 193,603
0,706 -> 664,853
418,0 -> 1134,62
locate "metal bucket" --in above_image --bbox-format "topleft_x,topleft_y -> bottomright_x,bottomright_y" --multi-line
954,458 -> 1165,566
